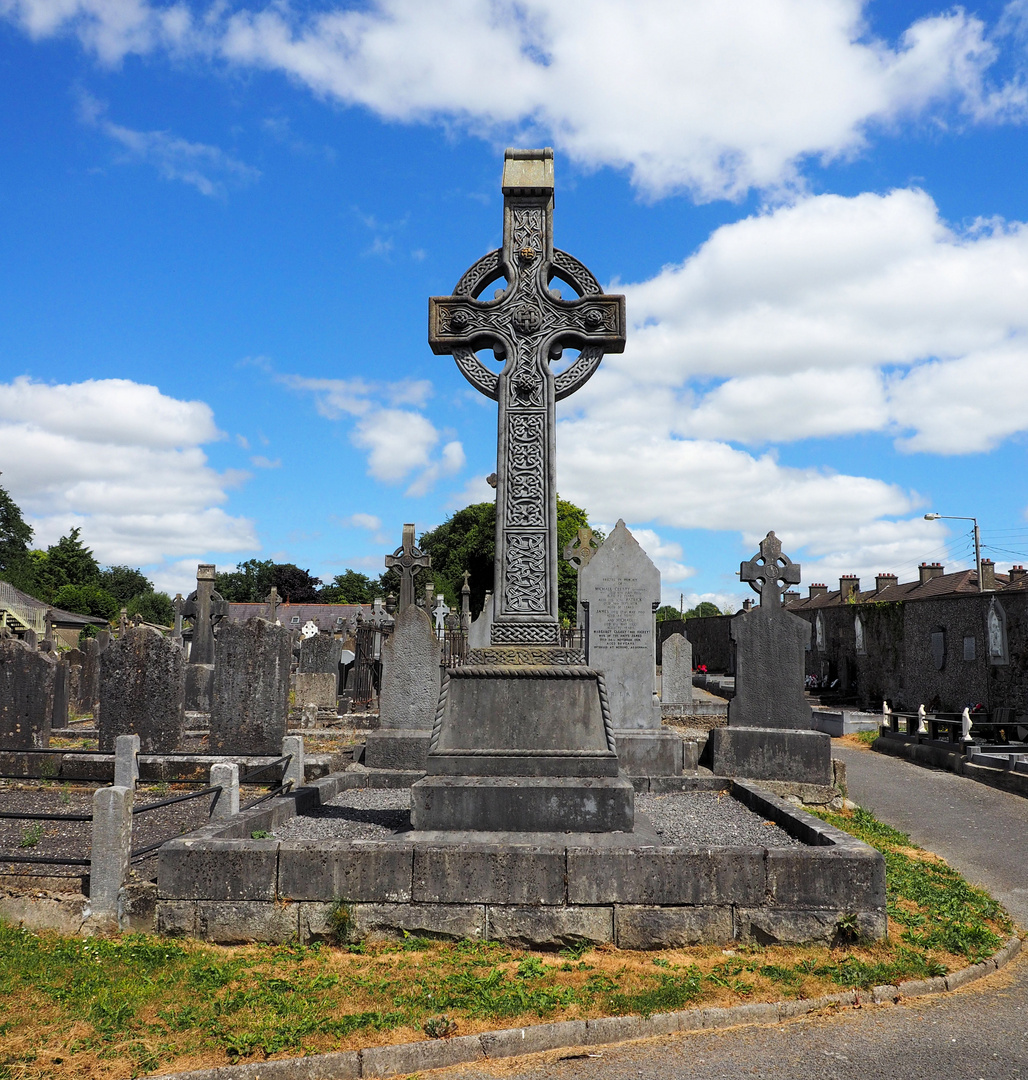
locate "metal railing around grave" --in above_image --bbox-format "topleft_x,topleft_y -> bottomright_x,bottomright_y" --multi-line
882,710 -> 1025,744
350,623 -> 390,710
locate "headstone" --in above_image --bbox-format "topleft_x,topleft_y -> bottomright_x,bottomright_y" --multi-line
707,531 -> 830,784
299,632 -> 343,674
51,657 -> 70,729
210,617 -> 291,754
0,638 -> 55,748
412,148 -> 634,831
364,605 -> 441,770
460,571 -> 472,632
265,586 -> 280,624
661,632 -> 693,718
98,626 -> 186,752
23,627 -> 37,649
172,593 -> 185,646
564,526 -> 599,628
384,524 -> 431,610
182,563 -> 228,712
580,520 -> 681,775
468,591 -> 493,649
432,595 -> 451,634
80,637 -> 103,718
295,632 -> 343,710
65,647 -> 84,716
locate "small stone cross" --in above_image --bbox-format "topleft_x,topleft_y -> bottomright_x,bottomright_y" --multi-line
740,531 -> 801,607
300,619 -> 319,639
385,523 -> 431,610
429,149 -> 625,646
265,586 -> 280,623
172,593 -> 184,639
563,527 -> 598,571
432,595 -> 451,633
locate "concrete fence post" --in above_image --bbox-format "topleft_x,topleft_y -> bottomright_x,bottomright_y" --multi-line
209,762 -> 240,819
113,733 -> 140,789
282,735 -> 305,791
90,785 -> 133,925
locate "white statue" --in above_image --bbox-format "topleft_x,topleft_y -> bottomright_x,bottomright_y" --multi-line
917,704 -> 927,734
961,706 -> 974,742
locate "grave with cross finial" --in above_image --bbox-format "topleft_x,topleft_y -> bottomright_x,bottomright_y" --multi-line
707,530 -> 831,785
385,524 -> 431,611
412,149 -> 633,834
564,525 -> 600,629
432,594 -> 450,634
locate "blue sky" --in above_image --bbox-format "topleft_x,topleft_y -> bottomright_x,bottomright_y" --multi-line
3,0 -> 1028,609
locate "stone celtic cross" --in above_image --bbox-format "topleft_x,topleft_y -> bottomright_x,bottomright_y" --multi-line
429,149 -> 626,646
181,563 -> 229,665
740,531 -> 801,606
385,523 -> 431,610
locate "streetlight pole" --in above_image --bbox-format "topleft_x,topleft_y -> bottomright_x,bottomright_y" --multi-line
924,513 -> 983,591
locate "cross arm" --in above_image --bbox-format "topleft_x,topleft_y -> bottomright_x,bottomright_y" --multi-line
428,297 -> 508,355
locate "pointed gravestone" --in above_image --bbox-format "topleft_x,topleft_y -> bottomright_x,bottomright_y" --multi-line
98,626 -> 186,752
661,632 -> 693,718
295,632 -> 343,710
51,656 -> 71,730
364,605 -> 441,770
210,617 -> 292,754
182,563 -> 228,712
0,638 -> 55,749
707,531 -> 831,784
580,520 -> 682,775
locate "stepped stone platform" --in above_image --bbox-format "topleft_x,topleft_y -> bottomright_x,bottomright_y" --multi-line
156,769 -> 886,949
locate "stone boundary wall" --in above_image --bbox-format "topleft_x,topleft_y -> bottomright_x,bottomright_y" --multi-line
156,773 -> 885,949
161,935 -> 1023,1080
875,732 -> 1028,800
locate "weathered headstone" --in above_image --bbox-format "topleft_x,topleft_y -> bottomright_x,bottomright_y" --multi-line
412,148 -> 634,831
468,590 -> 493,649
364,605 -> 441,770
98,626 -> 186,752
661,632 -> 693,718
0,638 -> 55,748
80,637 -> 104,718
65,647 -> 84,716
460,571 -> 472,632
294,632 -> 343,710
210,617 -> 291,754
580,520 -> 681,775
707,531 -> 830,784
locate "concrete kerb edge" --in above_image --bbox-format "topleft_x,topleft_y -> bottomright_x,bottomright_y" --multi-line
155,934 -> 1023,1079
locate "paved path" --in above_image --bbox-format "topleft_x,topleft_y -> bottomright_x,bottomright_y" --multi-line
446,746 -> 1028,1080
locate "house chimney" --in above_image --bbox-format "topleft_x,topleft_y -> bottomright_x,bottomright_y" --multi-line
809,583 -> 828,598
839,575 -> 860,600
918,562 -> 944,585
1009,564 -> 1027,586
875,573 -> 898,594
783,590 -> 800,605
980,558 -> 996,591
742,598 -> 753,612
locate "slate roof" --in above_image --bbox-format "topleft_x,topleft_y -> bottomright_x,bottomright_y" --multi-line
226,602 -> 368,631
786,568 -> 1013,611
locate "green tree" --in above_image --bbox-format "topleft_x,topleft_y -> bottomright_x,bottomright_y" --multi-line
98,565 -> 152,603
655,605 -> 682,623
685,601 -> 722,619
215,559 -> 276,602
320,570 -> 377,604
51,583 -> 118,622
417,496 -> 600,623
273,564 -> 321,603
0,483 -> 35,591
35,528 -> 100,600
127,590 -> 175,626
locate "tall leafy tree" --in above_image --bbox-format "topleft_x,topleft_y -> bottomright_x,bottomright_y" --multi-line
127,590 -> 175,626
214,559 -> 276,602
0,483 -> 35,590
98,565 -> 152,602
320,570 -> 377,604
51,583 -> 118,622
273,564 -> 322,603
35,528 -> 100,600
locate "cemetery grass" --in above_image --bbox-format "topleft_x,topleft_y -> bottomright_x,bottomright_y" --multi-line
0,809 -> 1016,1080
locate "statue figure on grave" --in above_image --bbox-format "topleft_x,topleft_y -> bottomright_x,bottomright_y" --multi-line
385,524 -> 431,611
429,148 -> 625,649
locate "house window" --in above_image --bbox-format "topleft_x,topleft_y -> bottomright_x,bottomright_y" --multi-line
290,615 -> 300,625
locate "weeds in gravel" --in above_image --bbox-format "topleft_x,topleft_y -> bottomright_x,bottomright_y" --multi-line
0,806 -> 1016,1079
853,730 -> 880,748
18,822 -> 44,847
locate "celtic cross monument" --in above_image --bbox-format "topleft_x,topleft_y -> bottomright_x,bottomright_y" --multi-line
430,148 -> 625,649
411,150 -> 635,832
707,530 -> 832,784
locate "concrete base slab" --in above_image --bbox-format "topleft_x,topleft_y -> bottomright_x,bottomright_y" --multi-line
707,726 -> 832,785
615,728 -> 684,776
364,730 -> 432,771
410,773 -> 635,832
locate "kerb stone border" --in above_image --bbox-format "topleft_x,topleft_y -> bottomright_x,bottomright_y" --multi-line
158,935 -> 1022,1079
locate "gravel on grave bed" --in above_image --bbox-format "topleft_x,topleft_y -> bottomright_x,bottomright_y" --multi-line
273,788 -> 801,847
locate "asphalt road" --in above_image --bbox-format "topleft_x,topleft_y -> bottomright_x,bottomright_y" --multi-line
444,745 -> 1028,1080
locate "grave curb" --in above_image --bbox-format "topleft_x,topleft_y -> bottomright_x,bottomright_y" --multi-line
155,933 -> 1021,1079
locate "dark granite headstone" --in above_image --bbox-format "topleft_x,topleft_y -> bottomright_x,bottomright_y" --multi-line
0,638 -> 55,749
80,637 -> 104,717
64,648 -> 84,715
98,626 -> 186,752
52,658 -> 70,729
210,617 -> 291,754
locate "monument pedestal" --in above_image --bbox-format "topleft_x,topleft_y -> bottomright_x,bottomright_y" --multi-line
706,726 -> 832,785
411,660 -> 636,833
364,729 -> 433,771
614,728 -> 684,776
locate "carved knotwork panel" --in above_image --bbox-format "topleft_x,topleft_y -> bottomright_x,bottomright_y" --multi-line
511,207 -> 545,256
503,532 -> 548,613
489,622 -> 561,645
506,413 -> 546,526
